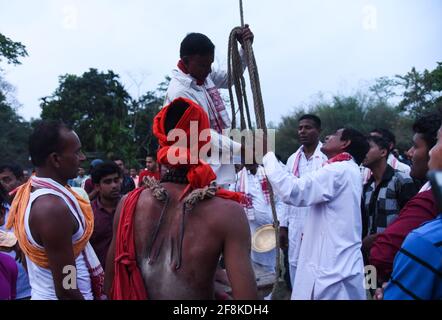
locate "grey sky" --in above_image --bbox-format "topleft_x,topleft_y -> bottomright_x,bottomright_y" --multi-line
1,0 -> 441,124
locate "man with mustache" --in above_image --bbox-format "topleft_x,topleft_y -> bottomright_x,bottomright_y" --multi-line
262,127 -> 370,300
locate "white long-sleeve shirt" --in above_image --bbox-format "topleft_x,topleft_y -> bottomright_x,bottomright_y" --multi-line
282,143 -> 328,273
230,167 -> 285,271
165,52 -> 247,185
263,152 -> 366,300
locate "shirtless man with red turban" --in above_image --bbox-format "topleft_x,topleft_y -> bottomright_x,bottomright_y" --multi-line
104,97 -> 258,300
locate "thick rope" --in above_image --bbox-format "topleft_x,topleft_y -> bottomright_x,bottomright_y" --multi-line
227,0 -> 282,300
228,27 -> 252,130
143,176 -> 219,269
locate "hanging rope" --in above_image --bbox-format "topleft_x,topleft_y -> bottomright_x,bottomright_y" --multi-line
227,0 -> 283,300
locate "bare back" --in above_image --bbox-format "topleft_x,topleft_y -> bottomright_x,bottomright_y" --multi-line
133,182 -> 257,300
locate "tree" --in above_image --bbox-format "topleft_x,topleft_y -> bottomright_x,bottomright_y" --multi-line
40,68 -> 134,160
0,87 -> 32,167
393,62 -> 442,117
0,34 -> 31,167
0,33 -> 28,66
274,94 -> 412,162
127,76 -> 170,168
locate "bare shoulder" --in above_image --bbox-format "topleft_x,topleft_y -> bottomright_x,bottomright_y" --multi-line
30,194 -> 72,222
204,196 -> 244,215
29,194 -> 77,244
199,197 -> 248,231
134,188 -> 160,212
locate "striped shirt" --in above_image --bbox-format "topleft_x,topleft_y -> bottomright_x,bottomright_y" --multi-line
384,214 -> 442,300
362,165 -> 418,237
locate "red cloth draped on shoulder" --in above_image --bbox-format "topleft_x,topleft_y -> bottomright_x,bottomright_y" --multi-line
178,60 -> 204,86
110,187 -> 147,300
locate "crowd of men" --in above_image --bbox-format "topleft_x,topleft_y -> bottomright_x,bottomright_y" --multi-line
0,26 -> 441,300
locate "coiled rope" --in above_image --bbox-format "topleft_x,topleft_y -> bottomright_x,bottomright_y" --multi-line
227,0 -> 283,300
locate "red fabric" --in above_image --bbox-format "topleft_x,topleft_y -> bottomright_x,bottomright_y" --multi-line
177,59 -> 205,86
369,190 -> 438,283
110,187 -> 148,300
138,169 -> 160,186
324,152 -> 353,165
153,97 -> 243,203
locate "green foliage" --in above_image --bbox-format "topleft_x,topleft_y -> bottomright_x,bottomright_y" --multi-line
274,63 -> 442,162
127,89 -> 164,167
394,62 -> 442,116
40,69 -> 168,167
0,33 -> 28,66
40,68 -> 133,160
0,89 -> 32,167
274,95 -> 412,162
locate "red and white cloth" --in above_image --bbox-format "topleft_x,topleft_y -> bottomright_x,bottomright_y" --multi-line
235,166 -> 271,220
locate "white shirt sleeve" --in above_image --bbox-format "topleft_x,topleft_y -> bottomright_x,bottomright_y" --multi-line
277,201 -> 289,227
263,152 -> 345,207
209,49 -> 247,89
164,88 -> 200,106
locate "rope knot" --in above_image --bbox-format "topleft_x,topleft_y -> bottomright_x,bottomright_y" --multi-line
183,181 -> 218,214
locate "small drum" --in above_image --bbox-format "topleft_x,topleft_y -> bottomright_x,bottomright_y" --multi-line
252,224 -> 276,253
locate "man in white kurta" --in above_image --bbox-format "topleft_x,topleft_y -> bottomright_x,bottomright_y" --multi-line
263,128 -> 369,300
279,114 -> 328,293
283,142 -> 327,292
165,29 -> 253,186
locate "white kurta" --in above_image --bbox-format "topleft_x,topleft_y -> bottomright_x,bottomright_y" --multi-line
263,152 -> 366,300
282,143 -> 328,288
165,53 -> 246,185
230,167 -> 284,272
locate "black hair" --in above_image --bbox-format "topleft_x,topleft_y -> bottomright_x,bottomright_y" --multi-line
0,183 -> 8,205
29,120 -> 72,167
412,112 -> 442,150
370,128 -> 396,149
110,155 -> 124,164
341,128 -> 370,165
0,183 -> 8,219
0,164 -> 24,180
180,33 -> 215,58
91,161 -> 122,184
146,154 -> 157,161
299,114 -> 321,129
367,135 -> 390,156
165,98 -> 190,134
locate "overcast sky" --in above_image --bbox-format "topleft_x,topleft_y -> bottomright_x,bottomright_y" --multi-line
1,0 -> 441,124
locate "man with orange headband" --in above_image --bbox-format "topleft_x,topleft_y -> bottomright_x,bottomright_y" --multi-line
105,97 -> 258,300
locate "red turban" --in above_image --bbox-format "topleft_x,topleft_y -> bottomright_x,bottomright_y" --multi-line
153,97 -> 243,203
